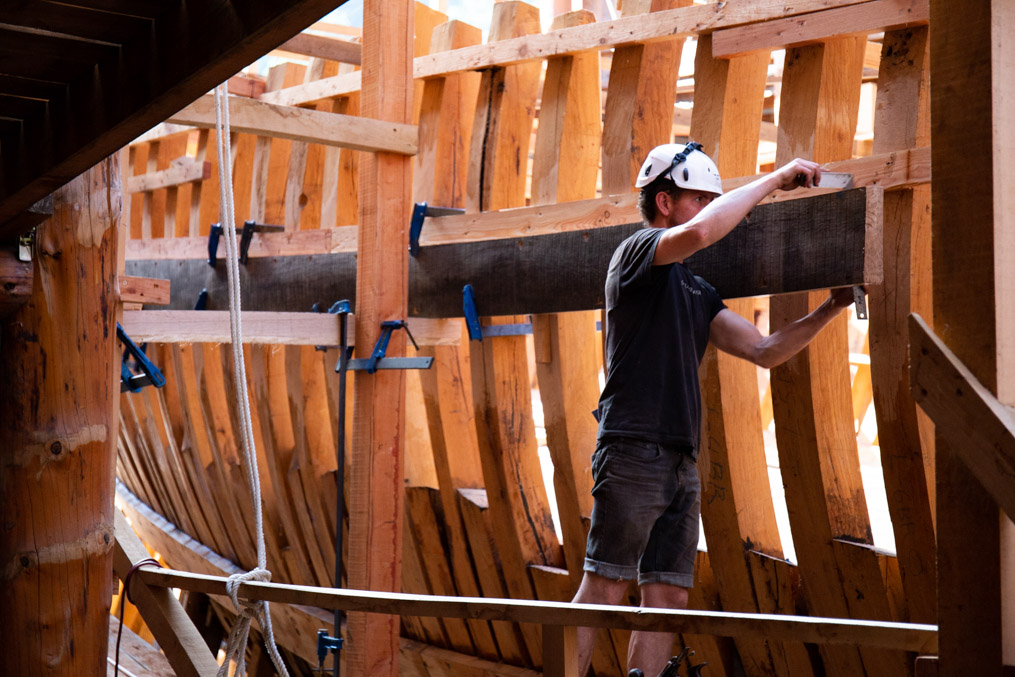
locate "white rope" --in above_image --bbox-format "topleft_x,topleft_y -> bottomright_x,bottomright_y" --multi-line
213,83 -> 289,677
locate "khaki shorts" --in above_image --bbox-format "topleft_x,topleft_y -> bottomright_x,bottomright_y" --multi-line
583,436 -> 700,587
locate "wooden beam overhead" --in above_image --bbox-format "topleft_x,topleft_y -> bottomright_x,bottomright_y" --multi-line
711,0 -> 929,58
0,0 -> 356,239
259,0 -> 872,107
278,32 -> 363,65
167,94 -> 417,155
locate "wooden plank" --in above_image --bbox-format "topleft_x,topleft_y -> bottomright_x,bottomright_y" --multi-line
112,511 -> 219,677
867,25 -> 936,624
711,0 -> 929,57
529,8 -> 601,587
0,158 -> 120,675
279,32 -> 363,65
167,94 -> 417,155
929,2 -> 1013,672
0,248 -> 33,319
346,0 -> 413,674
127,158 -> 211,193
119,275 -> 171,306
125,187 -> 879,322
121,148 -> 927,262
120,310 -> 458,346
770,35 -> 906,677
542,625 -> 579,677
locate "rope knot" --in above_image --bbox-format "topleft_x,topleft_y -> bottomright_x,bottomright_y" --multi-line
225,567 -> 271,617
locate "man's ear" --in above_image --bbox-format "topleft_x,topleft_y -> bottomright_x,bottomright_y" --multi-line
655,189 -> 672,217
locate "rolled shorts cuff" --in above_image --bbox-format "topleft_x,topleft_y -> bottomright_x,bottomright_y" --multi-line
584,557 -> 638,582
637,571 -> 695,588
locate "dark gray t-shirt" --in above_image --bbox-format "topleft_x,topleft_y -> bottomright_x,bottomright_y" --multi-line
597,227 -> 727,453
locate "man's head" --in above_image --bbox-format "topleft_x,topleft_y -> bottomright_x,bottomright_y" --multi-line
636,142 -> 722,225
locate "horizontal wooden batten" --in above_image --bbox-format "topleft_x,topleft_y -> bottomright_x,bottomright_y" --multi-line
123,149 -> 926,262
126,158 -> 211,193
120,310 -> 459,346
278,32 -> 363,65
260,0 -> 873,107
134,564 -> 936,652
167,94 -> 417,155
119,276 -> 170,305
126,225 -> 358,260
126,187 -> 881,318
711,0 -> 929,57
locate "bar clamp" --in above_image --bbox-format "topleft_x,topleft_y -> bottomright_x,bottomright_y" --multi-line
118,322 -> 165,393
408,202 -> 465,256
208,220 -> 286,268
462,284 -> 532,341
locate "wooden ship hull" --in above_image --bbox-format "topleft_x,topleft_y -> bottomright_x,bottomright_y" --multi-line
2,0 -> 1012,675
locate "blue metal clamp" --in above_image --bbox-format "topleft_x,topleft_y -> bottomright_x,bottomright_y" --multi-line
208,221 -> 285,268
316,629 -> 344,675
118,323 -> 166,392
409,202 -> 466,256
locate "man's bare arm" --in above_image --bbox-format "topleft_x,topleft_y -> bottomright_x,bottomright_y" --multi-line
708,288 -> 855,369
653,158 -> 822,266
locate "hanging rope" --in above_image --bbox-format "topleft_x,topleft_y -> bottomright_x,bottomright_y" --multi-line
213,83 -> 290,677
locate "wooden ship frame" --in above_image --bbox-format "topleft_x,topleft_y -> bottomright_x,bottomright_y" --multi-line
1,0 -> 1013,675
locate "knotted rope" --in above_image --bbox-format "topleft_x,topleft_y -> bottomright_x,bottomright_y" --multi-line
213,83 -> 289,677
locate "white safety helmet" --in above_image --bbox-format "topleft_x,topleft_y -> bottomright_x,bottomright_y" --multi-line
634,142 -> 723,195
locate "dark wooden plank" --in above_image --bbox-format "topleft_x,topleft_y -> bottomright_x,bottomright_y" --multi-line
127,187 -> 879,319
4,1 -> 153,44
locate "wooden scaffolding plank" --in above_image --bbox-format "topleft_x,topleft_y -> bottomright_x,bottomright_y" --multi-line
928,1 -> 1014,673
346,0 -> 413,674
770,36 -> 907,677
689,31 -> 799,677
867,25 -> 936,624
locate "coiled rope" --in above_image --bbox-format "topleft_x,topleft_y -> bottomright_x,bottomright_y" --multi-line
213,83 -> 289,677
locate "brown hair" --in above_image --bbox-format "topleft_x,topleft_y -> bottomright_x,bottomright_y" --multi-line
638,176 -> 681,224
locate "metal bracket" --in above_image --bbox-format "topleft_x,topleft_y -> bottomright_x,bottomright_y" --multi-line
853,286 -> 868,320
408,202 -> 465,257
194,288 -> 208,311
207,221 -> 285,267
118,322 -> 166,393
462,284 -> 532,340
18,228 -> 34,262
334,319 -> 432,374
316,629 -> 344,675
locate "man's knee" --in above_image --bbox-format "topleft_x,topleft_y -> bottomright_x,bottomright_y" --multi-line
638,581 -> 689,609
572,570 -> 632,606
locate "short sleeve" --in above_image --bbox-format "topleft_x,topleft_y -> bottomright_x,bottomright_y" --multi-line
695,275 -> 727,320
612,228 -> 663,292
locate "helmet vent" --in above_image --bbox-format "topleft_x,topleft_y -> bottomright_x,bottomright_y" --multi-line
683,168 -> 689,181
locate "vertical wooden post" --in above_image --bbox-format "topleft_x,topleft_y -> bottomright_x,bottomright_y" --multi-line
930,1 -> 1014,673
0,157 -> 121,674
347,1 -> 413,676
542,624 -> 579,677
868,26 -> 936,624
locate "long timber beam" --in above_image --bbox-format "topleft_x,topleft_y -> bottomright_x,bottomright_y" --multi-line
126,186 -> 882,318
124,148 -> 926,262
168,95 -> 417,154
261,0 -> 875,107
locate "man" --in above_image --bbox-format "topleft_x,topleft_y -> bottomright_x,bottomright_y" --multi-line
571,142 -> 856,677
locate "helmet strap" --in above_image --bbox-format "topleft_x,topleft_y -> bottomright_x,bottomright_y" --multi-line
664,141 -> 703,181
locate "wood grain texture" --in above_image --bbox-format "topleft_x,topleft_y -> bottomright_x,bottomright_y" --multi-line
127,158 -> 211,193
867,25 -> 936,624
711,0 -> 929,57
0,157 -> 120,675
0,248 -> 33,318
346,0 -> 413,674
929,2 -> 1013,672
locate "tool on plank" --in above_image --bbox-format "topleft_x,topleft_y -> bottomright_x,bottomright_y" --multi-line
794,171 -> 867,318
207,220 -> 285,267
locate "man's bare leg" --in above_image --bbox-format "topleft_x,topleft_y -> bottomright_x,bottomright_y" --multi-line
627,583 -> 689,676
570,571 -> 631,676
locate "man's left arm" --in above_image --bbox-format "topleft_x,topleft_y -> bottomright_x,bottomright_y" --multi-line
708,288 -> 855,369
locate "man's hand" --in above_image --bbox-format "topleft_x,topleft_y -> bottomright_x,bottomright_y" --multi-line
828,286 -> 857,309
771,158 -> 823,191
